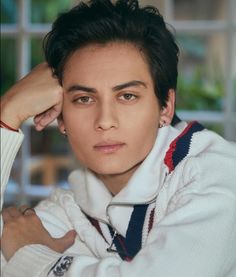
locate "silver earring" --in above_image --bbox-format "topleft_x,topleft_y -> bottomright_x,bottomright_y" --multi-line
62,129 -> 67,137
159,121 -> 166,128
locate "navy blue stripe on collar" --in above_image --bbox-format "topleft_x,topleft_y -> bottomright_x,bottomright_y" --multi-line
164,121 -> 204,173
108,204 -> 149,261
125,204 -> 149,257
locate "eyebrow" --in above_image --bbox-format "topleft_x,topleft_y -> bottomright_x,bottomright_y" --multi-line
66,80 -> 147,93
112,80 -> 147,91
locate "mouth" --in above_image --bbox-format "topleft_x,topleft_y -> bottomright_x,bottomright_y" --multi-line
94,141 -> 126,154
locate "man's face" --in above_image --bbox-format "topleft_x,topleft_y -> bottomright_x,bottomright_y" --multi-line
60,42 -> 161,180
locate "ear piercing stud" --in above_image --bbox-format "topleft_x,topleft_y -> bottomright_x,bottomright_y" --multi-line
63,129 -> 67,137
159,121 -> 166,128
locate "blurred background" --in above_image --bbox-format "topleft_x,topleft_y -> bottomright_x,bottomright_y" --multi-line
1,0 -> 236,206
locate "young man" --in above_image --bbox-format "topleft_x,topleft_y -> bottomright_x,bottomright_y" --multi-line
1,1 -> 236,276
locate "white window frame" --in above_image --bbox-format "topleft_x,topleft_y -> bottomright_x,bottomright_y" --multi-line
163,0 -> 236,140
1,0 -> 236,203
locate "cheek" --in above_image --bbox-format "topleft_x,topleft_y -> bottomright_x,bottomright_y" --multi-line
62,110 -> 92,150
128,102 -> 159,133
135,118 -> 159,148
62,102 -> 91,134
66,125 -> 93,166
124,105 -> 159,154
67,121 -> 92,147
138,105 -> 159,142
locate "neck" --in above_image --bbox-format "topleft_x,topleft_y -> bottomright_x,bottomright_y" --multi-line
96,162 -> 142,195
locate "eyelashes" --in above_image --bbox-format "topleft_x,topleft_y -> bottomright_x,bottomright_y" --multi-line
118,93 -> 138,101
73,95 -> 95,104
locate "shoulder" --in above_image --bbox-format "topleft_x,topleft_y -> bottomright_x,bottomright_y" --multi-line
190,133 -> 236,198
189,126 -> 236,159
190,129 -> 236,188
175,128 -> 236,199
164,124 -> 236,200
159,129 -> 236,228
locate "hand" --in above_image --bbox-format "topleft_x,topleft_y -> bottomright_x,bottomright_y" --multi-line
1,206 -> 76,261
0,63 -> 63,131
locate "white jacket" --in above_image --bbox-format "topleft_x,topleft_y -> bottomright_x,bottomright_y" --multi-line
1,122 -> 236,277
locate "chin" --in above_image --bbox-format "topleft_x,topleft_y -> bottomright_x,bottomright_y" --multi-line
89,163 -> 130,176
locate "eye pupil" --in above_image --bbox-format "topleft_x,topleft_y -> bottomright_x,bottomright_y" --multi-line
124,94 -> 132,100
81,96 -> 90,102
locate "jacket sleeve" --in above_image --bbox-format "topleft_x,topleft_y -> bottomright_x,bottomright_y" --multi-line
1,128 -> 24,273
0,128 -> 24,212
3,154 -> 236,277
1,128 -> 24,236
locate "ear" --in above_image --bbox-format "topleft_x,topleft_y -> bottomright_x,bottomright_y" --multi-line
57,113 -> 66,134
159,89 -> 175,126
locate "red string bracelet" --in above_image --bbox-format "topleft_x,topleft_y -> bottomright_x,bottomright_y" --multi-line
0,120 -> 19,132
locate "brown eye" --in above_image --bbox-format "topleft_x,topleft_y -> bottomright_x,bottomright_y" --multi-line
74,96 -> 94,104
119,93 -> 137,101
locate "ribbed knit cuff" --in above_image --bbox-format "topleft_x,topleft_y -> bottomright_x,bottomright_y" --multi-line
3,244 -> 62,277
1,128 -> 24,188
1,128 -> 24,211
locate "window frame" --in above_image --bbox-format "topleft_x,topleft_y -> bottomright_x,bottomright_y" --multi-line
163,0 -> 236,140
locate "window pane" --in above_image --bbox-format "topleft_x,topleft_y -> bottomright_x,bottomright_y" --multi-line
176,33 -> 225,111
30,127 -> 73,186
233,0 -> 236,23
234,34 -> 236,113
234,80 -> 236,113
0,0 -> 17,24
0,38 -> 17,96
31,0 -> 75,23
174,0 -> 226,20
30,37 -> 44,68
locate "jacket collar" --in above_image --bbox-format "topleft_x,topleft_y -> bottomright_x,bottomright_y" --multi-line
69,125 -> 182,223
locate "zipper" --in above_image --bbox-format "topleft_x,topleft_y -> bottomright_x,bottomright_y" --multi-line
105,199 -> 157,257
105,196 -> 157,234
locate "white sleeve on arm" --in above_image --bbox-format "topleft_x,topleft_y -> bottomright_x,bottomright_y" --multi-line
3,158 -> 236,277
0,128 -> 24,211
1,128 -> 24,273
34,192 -> 95,257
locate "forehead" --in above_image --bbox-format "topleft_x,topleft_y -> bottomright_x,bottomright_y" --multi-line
62,42 -> 153,86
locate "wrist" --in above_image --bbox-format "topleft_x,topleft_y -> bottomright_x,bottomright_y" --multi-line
1,97 -> 23,130
0,120 -> 19,132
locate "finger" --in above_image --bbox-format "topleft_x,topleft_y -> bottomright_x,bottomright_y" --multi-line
2,210 -> 12,223
18,205 -> 30,214
22,208 -> 36,216
34,115 -> 50,131
35,118 -> 53,131
34,106 -> 62,131
34,108 -> 53,124
3,207 -> 21,218
34,113 -> 44,124
41,104 -> 62,125
2,207 -> 20,223
52,230 -> 76,253
18,205 -> 35,216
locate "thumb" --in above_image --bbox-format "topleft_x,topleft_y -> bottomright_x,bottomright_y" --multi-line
52,230 -> 76,253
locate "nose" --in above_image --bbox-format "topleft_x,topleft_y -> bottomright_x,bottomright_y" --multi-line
94,101 -> 118,131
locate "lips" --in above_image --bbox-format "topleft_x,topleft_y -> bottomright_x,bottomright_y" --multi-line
94,141 -> 125,154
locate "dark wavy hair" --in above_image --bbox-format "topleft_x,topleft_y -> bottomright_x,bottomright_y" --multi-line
43,0 -> 180,121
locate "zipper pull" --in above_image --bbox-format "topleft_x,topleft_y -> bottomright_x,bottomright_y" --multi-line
106,231 -> 117,253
